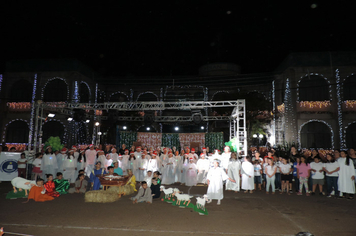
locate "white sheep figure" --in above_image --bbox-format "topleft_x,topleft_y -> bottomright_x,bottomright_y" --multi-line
174,192 -> 193,206
195,194 -> 208,210
160,186 -> 174,198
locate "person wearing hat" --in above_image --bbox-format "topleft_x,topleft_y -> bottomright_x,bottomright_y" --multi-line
162,151 -> 175,185
134,146 -> 142,160
96,150 -> 106,170
118,144 -> 127,155
104,153 -> 113,171
137,153 -> 148,182
110,148 -> 119,163
147,151 -> 158,172
189,148 -> 198,163
41,146 -> 58,181
185,157 -> 198,186
63,149 -> 77,184
89,161 -> 107,190
77,149 -> 86,174
128,152 -> 138,178
196,153 -> 210,184
174,150 -> 183,183
207,159 -> 236,205
221,146 -> 231,173
85,144 -> 97,176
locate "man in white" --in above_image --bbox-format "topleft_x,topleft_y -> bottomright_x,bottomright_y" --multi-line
337,151 -> 355,199
220,146 -> 231,173
207,159 -> 235,205
110,148 -> 119,162
85,144 -> 97,176
196,153 -> 210,184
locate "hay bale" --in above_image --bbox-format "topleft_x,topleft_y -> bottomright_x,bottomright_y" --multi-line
107,185 -> 134,196
84,190 -> 121,203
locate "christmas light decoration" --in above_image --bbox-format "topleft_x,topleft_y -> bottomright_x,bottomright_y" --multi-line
299,101 -> 331,108
297,73 -> 332,102
211,90 -> 229,101
73,81 -> 79,102
41,77 -> 69,100
344,100 -> 356,109
3,119 -> 30,142
277,103 -> 285,113
80,81 -> 92,101
109,91 -> 129,101
0,74 -> 3,103
136,91 -> 159,101
7,102 -> 31,111
28,74 -> 37,150
344,121 -> 356,149
5,143 -> 27,152
335,69 -> 344,149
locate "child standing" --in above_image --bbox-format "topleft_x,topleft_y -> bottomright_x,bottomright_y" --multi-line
323,154 -> 339,198
310,156 -> 325,195
32,153 -> 43,180
265,158 -> 277,194
253,160 -> 262,191
297,156 -> 311,196
17,153 -> 27,178
279,157 -> 292,195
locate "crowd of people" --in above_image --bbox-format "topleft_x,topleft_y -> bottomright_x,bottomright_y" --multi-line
9,144 -> 356,204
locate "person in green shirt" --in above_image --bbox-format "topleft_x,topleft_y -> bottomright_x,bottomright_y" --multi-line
53,172 -> 70,195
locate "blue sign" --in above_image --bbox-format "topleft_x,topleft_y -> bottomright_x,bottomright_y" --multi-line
1,159 -> 18,174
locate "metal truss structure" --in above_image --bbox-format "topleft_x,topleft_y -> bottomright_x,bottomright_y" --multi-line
38,100 -> 247,156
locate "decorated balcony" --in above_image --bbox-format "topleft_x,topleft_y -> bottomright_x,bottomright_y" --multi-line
342,100 -> 356,112
7,102 -> 31,112
297,101 -> 332,112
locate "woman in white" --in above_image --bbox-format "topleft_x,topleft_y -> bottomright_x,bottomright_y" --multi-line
121,150 -> 130,175
337,151 -> 355,199
63,149 -> 77,183
128,152 -> 138,178
147,152 -> 158,172
41,146 -> 58,181
226,153 -> 241,192
162,152 -> 176,185
185,157 -> 197,186
96,150 -> 106,169
136,153 -> 148,181
180,150 -> 188,184
207,159 -> 235,205
265,158 -> 277,194
110,148 -> 119,162
241,156 -> 254,193
196,153 -> 210,184
77,149 -> 86,172
174,151 -> 183,183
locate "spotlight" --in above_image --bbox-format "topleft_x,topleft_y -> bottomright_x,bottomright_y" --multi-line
175,127 -> 179,131
253,134 -> 257,138
48,113 -> 55,118
259,134 -> 264,139
123,126 -> 127,130
67,117 -> 73,121
98,132 -> 102,136
191,110 -> 202,124
95,122 -> 100,126
146,127 -> 150,131
200,126 -> 204,130
86,120 -> 90,123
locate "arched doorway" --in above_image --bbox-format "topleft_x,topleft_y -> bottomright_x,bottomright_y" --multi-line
346,123 -> 356,148
300,121 -> 332,149
299,75 -> 329,101
5,120 -> 29,143
43,78 -> 68,102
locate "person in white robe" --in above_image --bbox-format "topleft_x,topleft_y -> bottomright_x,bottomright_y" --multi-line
174,151 -> 183,183
137,154 -> 148,181
128,152 -> 138,178
147,152 -> 159,172
121,150 -> 130,175
85,144 -> 97,177
207,159 -> 235,205
185,158 -> 197,186
337,151 -> 355,199
196,153 -> 210,184
134,147 -> 142,161
220,146 -> 231,173
57,148 -> 67,171
143,150 -> 151,160
190,148 -> 199,163
241,156 -> 254,193
226,153 -> 241,192
63,149 -> 78,183
144,170 -> 153,187
41,146 -> 58,181
162,152 -> 176,185
110,148 -> 119,162
159,148 -> 168,172
104,154 -> 113,171
77,149 -> 86,172
96,150 -> 106,170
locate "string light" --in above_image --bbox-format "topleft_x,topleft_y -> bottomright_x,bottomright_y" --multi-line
344,100 -> 356,108
344,121 -> 356,148
299,101 -> 331,108
277,103 -> 285,113
5,143 -> 27,152
284,78 -> 296,141
41,77 -> 69,100
298,119 -> 334,150
73,81 -> 79,102
0,74 -> 3,103
297,73 -> 332,102
28,74 -> 37,150
109,91 -> 129,102
7,102 -> 31,111
211,90 -> 229,101
44,118 -> 67,142
136,91 -> 159,101
335,69 -> 344,149
3,119 -> 30,142
80,81 -> 92,101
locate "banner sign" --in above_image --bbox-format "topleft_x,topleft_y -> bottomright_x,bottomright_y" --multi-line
0,152 -> 21,181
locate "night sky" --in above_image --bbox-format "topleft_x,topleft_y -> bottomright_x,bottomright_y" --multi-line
3,1 -> 356,77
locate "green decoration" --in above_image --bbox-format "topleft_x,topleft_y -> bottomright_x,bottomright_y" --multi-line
205,132 -> 224,151
193,204 -> 209,215
162,133 -> 180,150
44,136 -> 64,152
118,131 -> 137,148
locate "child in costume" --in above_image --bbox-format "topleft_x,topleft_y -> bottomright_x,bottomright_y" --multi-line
25,178 -> 54,202
54,172 -> 70,195
44,174 -> 59,197
132,181 -> 152,204
89,161 -> 107,190
32,153 -> 43,180
69,173 -> 88,193
17,153 -> 27,178
150,171 -> 161,199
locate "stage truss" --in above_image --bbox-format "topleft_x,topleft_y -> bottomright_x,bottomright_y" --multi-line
34,100 -> 247,155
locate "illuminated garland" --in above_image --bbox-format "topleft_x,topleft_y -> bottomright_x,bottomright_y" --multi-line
130,89 -> 134,102
80,81 -> 92,101
298,119 -> 334,149
211,90 -> 229,101
136,91 -> 159,102
297,73 -> 332,102
0,74 -> 3,103
164,85 -> 205,97
336,69 -> 344,149
284,79 -> 296,140
247,90 -> 268,100
92,83 -> 98,144
7,102 -> 31,111
109,91 -> 129,102
28,74 -> 37,150
277,103 -> 285,113
299,100 -> 331,108
5,143 -> 27,152
3,119 -> 30,142
344,121 -> 356,148
344,100 -> 356,108
301,149 -> 334,159
73,81 -> 79,102
41,77 -> 69,100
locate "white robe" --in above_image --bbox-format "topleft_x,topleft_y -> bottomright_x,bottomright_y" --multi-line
220,152 -> 231,170
63,156 -> 77,183
41,153 -> 58,180
147,158 -> 158,172
128,158 -> 138,177
226,160 -> 241,191
196,158 -> 210,184
185,162 -> 197,186
174,155 -> 183,183
241,161 -> 254,190
136,158 -> 148,181
337,158 -> 356,194
110,153 -> 119,162
162,157 -> 176,185
207,167 -> 229,200
121,155 -> 130,175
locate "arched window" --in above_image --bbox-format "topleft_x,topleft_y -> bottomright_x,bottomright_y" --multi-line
300,121 -> 332,149
79,83 -> 90,103
9,79 -> 33,102
42,121 -> 64,141
343,76 -> 356,100
299,75 -> 329,101
5,120 -> 29,143
43,79 -> 68,102
346,123 -> 356,148
137,92 -> 158,101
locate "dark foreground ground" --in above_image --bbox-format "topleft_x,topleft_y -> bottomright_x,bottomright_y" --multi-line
0,181 -> 355,236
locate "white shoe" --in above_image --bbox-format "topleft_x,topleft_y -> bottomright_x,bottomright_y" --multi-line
331,190 -> 335,196
217,200 -> 221,205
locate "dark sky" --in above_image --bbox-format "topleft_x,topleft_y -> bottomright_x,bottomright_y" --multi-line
3,1 -> 356,76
